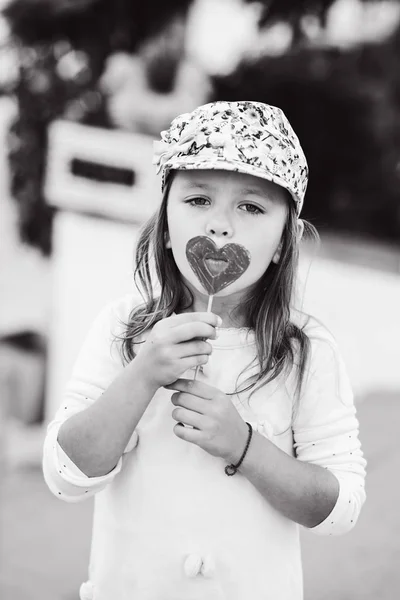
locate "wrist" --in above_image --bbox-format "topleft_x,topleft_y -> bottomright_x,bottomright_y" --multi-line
127,357 -> 159,398
225,420 -> 252,467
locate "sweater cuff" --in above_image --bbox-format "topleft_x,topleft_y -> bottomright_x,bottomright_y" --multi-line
43,423 -> 123,502
308,471 -> 365,536
56,441 -> 122,485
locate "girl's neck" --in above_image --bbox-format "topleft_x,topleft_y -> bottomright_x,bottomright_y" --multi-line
184,290 -> 248,329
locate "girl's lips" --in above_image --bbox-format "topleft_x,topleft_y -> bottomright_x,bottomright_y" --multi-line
186,236 -> 250,294
205,257 -> 228,276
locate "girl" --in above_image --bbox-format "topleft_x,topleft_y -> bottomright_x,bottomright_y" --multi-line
43,101 -> 366,600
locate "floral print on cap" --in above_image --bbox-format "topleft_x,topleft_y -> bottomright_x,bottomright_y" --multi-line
153,101 -> 308,215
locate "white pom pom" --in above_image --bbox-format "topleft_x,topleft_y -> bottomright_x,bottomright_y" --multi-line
256,420 -> 273,440
184,554 -> 202,578
79,580 -> 94,600
201,554 -> 216,578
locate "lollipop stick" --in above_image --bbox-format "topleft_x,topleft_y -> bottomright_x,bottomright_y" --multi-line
193,294 -> 214,380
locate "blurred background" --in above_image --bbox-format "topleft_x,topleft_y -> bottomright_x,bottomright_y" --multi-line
0,0 -> 399,598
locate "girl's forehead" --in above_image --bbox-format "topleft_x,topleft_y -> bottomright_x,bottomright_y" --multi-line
172,169 -> 287,198
175,169 -> 256,185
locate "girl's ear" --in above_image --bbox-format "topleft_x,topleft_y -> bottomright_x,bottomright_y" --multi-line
272,240 -> 283,264
272,218 -> 304,264
165,232 -> 172,249
296,218 -> 304,242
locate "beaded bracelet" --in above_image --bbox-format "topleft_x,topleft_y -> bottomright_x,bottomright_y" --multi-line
224,422 -> 253,476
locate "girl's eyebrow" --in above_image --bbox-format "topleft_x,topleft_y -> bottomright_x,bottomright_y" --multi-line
241,186 -> 272,197
240,187 -> 277,203
181,181 -> 276,201
182,181 -> 214,191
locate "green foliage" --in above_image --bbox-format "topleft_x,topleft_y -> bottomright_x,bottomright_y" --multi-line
212,33 -> 400,242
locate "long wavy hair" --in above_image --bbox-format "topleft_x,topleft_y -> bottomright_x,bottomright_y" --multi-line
119,171 -> 318,398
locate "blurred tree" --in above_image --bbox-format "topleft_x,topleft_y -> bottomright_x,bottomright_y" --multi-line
3,0 -> 192,48
213,24 -> 400,241
3,0 -> 400,252
3,0 -> 193,254
245,0 -> 336,41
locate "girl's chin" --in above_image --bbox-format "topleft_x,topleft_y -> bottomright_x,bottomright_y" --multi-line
186,278 -> 250,303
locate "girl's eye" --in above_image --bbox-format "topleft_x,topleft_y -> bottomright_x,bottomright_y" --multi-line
240,203 -> 264,215
185,197 -> 210,207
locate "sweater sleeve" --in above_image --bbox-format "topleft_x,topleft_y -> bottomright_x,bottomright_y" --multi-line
292,332 -> 367,536
42,295 -> 139,503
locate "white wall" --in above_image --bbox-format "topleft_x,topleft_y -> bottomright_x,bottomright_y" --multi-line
299,252 -> 400,398
45,209 -> 400,420
45,212 -> 137,419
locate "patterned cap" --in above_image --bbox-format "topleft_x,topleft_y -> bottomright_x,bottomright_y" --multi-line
152,101 -> 308,215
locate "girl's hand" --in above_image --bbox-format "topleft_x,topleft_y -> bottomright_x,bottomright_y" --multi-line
133,313 -> 220,390
166,379 -> 249,464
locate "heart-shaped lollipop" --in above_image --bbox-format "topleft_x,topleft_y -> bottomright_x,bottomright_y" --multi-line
186,236 -> 251,295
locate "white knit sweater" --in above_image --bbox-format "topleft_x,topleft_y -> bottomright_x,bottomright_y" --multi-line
43,294 -> 366,600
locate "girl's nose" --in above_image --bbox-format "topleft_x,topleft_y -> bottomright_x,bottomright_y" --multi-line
205,218 -> 233,239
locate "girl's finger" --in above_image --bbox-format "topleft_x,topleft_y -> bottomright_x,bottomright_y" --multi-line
171,392 -> 206,414
179,354 -> 209,373
166,378 -> 218,400
170,322 -> 218,344
171,407 -> 207,430
173,421 -> 202,444
168,312 -> 221,328
177,340 -> 213,358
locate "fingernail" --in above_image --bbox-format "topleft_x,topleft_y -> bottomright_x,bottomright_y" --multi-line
216,316 -> 222,327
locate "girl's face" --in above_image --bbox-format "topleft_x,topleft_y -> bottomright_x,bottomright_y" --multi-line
166,169 -> 289,305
